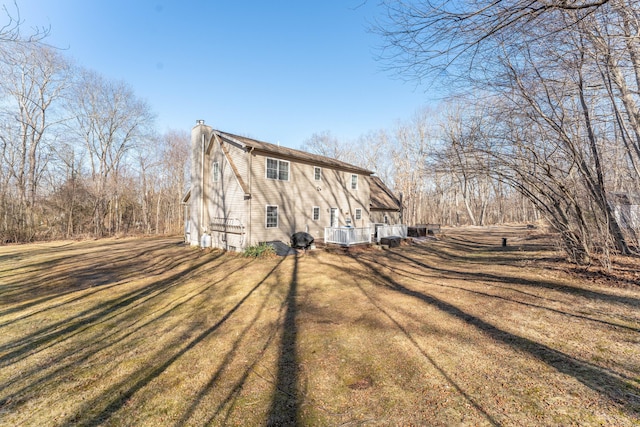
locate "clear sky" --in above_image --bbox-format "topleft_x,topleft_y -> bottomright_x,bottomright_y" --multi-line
16,1 -> 437,148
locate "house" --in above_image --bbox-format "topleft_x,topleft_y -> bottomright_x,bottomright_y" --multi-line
184,120 -> 401,250
369,175 -> 402,225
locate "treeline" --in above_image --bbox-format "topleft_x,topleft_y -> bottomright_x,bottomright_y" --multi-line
5,1 -> 640,268
364,0 -> 640,265
305,0 -> 640,265
301,109 -> 540,230
0,10 -> 189,243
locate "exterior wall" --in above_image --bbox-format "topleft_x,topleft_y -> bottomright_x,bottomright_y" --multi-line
191,127 -> 374,249
370,210 -> 402,225
205,139 -> 248,251
247,151 -> 371,245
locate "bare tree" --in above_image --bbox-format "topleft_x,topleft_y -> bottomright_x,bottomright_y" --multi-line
301,130 -> 357,164
376,0 -> 612,83
159,129 -> 190,234
390,108 -> 436,225
0,43 -> 69,241
65,68 -> 155,236
0,1 -> 49,47
375,0 -> 639,263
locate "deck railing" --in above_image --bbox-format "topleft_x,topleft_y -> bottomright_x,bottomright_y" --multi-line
324,226 -> 372,246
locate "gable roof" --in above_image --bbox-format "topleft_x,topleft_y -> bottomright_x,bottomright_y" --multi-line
369,176 -> 401,211
213,130 -> 374,175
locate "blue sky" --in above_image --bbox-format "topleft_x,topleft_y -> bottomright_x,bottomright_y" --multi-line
17,1 -> 438,148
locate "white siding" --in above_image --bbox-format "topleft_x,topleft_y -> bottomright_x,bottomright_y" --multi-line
205,139 -> 248,250
247,151 -> 370,245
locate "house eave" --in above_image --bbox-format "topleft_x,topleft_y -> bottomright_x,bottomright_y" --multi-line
214,130 -> 374,176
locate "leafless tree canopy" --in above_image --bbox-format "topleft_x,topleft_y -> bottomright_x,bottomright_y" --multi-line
376,0 -> 612,82
3,0 -> 639,267
0,5 -> 190,242
373,0 -> 640,264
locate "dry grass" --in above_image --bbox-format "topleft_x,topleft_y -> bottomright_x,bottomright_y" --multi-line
0,227 -> 638,426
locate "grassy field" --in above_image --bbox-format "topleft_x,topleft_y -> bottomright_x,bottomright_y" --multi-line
0,226 -> 638,426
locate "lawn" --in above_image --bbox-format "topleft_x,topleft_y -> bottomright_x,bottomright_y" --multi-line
0,226 -> 638,426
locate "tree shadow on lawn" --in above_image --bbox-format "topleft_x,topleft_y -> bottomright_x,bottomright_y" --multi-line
0,252 -> 247,404
265,254 -> 300,426
0,238 -> 188,309
0,249 -> 225,369
175,257 -> 295,426
370,250 -> 640,333
57,256 -> 290,427
0,250 -> 242,412
352,254 -> 640,417
345,258 -> 502,426
405,245 -> 640,309
419,233 -> 561,266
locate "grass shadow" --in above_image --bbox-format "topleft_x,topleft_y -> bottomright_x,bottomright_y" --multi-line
64,257 -> 288,427
0,251 -> 224,368
353,255 -> 640,416
266,255 -> 300,426
405,245 -> 640,308
372,251 -> 640,333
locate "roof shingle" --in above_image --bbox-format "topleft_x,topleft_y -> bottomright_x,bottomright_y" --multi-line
215,130 -> 374,175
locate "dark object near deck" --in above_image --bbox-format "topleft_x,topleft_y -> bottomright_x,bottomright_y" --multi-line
380,236 -> 401,247
409,224 -> 441,237
291,232 -> 314,249
407,226 -> 423,237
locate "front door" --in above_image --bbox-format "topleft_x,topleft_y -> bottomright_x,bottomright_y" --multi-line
330,208 -> 338,228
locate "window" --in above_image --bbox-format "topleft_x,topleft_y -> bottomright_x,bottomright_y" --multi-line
351,174 -> 358,190
266,158 -> 289,181
312,206 -> 320,221
355,208 -> 362,220
314,167 -> 321,181
212,161 -> 219,182
266,205 -> 278,228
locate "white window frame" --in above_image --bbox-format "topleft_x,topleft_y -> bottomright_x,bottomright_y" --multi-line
266,158 -> 289,181
312,206 -> 320,221
212,161 -> 219,182
355,208 -> 362,220
314,166 -> 321,181
351,174 -> 358,190
266,205 -> 279,228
